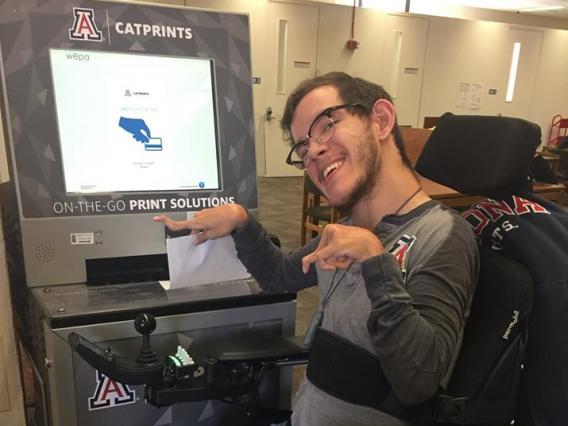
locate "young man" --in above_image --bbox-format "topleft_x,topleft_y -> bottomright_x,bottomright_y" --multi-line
154,72 -> 478,425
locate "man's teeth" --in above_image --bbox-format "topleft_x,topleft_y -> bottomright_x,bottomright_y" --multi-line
323,161 -> 342,179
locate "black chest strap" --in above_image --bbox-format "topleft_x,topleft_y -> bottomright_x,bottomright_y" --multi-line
306,328 -> 519,425
306,328 -> 407,415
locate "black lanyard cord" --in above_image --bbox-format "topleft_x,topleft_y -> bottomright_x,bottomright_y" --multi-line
304,264 -> 353,346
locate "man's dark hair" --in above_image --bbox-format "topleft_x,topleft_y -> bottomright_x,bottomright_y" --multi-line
280,71 -> 412,168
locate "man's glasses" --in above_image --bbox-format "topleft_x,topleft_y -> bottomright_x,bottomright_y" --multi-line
285,103 -> 363,170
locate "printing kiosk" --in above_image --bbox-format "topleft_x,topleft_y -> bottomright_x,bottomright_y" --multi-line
0,1 -> 296,425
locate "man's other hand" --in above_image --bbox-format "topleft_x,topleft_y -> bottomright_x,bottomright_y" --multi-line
301,224 -> 385,273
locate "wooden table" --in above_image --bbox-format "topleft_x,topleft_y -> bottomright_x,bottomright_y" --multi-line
420,176 -> 566,209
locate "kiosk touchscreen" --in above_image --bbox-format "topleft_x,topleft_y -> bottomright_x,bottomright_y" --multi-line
50,49 -> 222,195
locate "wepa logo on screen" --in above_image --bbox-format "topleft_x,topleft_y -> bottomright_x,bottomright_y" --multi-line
69,8 -> 103,42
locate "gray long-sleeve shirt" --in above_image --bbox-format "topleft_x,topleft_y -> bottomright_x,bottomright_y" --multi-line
232,200 -> 479,425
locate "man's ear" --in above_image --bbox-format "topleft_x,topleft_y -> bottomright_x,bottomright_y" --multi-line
371,99 -> 396,141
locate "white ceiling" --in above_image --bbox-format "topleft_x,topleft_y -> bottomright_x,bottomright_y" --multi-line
443,0 -> 568,17
355,0 -> 568,18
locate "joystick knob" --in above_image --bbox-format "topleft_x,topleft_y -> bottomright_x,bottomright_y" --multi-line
134,313 -> 159,365
135,313 -> 157,335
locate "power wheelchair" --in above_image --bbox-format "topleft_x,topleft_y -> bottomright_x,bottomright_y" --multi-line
70,115 -> 549,425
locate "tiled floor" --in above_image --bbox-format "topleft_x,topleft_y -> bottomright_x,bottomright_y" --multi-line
256,176 -> 305,254
256,176 -> 319,336
256,176 -> 318,399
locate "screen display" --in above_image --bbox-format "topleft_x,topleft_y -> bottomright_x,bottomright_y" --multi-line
49,48 -> 221,194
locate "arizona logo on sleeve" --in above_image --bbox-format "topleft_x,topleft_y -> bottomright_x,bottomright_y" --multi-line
388,235 -> 417,281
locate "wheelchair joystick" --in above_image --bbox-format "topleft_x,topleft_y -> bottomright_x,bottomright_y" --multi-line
134,313 -> 160,365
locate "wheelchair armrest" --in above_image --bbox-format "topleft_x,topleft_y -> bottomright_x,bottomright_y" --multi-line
206,335 -> 310,365
68,332 -> 164,385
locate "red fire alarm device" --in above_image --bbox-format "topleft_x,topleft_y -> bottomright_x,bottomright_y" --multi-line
346,39 -> 359,50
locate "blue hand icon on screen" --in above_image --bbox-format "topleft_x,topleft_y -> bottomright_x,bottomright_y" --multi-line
119,116 -> 151,143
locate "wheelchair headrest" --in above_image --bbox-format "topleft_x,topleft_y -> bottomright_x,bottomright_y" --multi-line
415,114 -> 541,199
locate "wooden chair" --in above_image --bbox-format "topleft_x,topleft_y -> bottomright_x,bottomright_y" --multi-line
300,173 -> 340,245
423,116 -> 440,129
399,127 -> 433,166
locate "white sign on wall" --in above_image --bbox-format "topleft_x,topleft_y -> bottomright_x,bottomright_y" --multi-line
456,81 -> 483,110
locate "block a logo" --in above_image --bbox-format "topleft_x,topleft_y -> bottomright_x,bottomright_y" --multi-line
88,370 -> 136,410
389,235 -> 416,268
69,7 -> 102,41
388,235 -> 417,282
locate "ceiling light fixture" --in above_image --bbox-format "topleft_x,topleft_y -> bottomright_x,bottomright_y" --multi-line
519,5 -> 566,11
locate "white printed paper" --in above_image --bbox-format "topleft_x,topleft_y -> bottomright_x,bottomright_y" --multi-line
166,235 -> 250,289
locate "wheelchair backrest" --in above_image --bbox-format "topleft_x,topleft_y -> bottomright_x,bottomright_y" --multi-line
414,114 -> 544,425
434,247 -> 533,425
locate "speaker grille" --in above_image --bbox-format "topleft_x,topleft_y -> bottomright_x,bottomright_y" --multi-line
33,243 -> 55,263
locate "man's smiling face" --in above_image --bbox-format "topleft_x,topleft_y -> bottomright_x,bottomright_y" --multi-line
290,85 -> 380,211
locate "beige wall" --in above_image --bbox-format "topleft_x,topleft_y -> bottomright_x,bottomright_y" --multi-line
0,248 -> 25,426
322,2 -> 568,144
420,16 -> 568,140
0,112 -> 24,425
529,28 -> 568,142
310,3 -> 568,140
186,0 -> 270,174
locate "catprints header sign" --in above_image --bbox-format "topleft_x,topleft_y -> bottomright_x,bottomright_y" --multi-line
69,6 -> 194,41
0,0 -> 257,218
